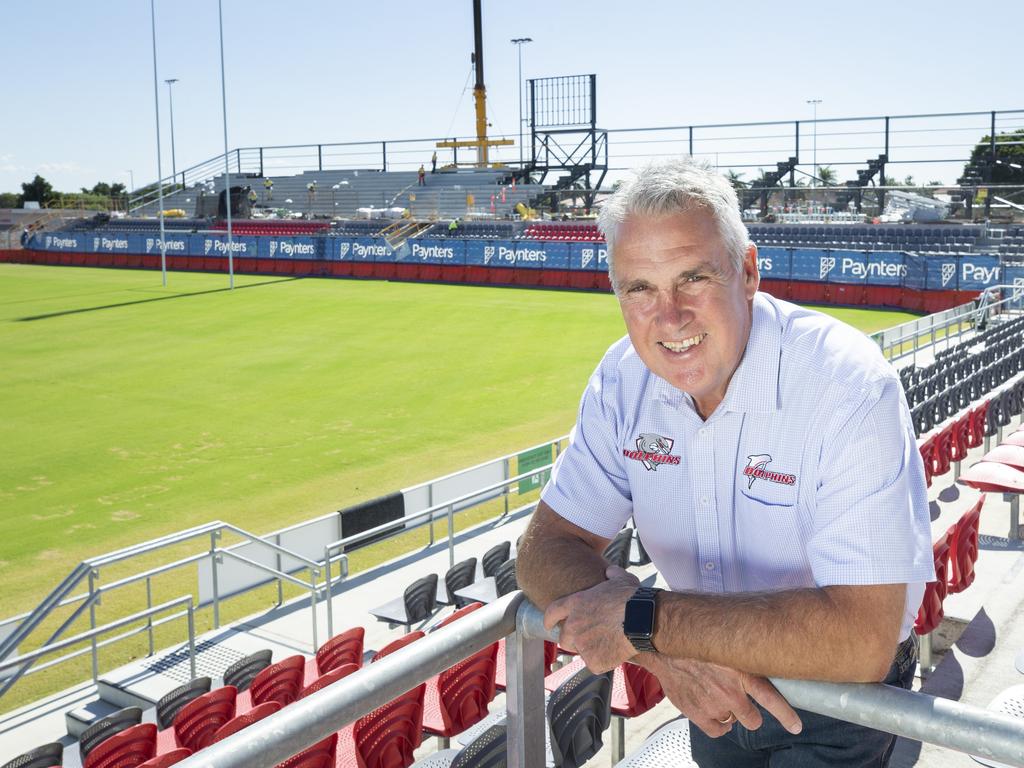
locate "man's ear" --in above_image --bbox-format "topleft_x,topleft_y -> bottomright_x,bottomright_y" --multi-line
743,243 -> 760,299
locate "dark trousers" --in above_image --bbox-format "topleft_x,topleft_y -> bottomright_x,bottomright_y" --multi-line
690,635 -> 918,767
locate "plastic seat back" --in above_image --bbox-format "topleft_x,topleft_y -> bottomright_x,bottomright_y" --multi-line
402,575 -> 438,625
918,436 -> 936,488
251,654 -> 305,707
431,642 -> 499,735
276,733 -> 337,768
481,542 -> 511,578
547,667 -> 612,768
316,626 -> 365,675
614,662 -> 664,717
494,558 -> 518,597
443,558 -> 478,605
914,532 -> 952,636
79,706 -> 143,760
372,631 -> 425,662
2,742 -> 65,768
210,701 -> 281,745
950,413 -> 971,462
83,723 -> 156,768
299,662 -> 360,699
354,683 -> 426,768
933,425 -> 953,477
138,748 -> 192,768
172,685 -> 237,752
948,495 -> 985,594
156,676 -> 212,730
451,724 -> 507,768
602,529 -> 633,569
432,602 -> 483,631
222,649 -> 273,692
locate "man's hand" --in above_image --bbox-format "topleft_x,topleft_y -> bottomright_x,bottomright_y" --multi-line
543,566 -> 639,673
644,654 -> 802,738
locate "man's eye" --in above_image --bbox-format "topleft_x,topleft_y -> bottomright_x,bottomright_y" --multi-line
627,285 -> 648,293
685,275 -> 706,283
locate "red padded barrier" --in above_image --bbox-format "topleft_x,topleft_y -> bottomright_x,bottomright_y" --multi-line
419,264 -> 442,282
187,257 -> 204,271
330,260 -> 354,277
830,284 -> 866,305
256,259 -> 276,274
273,259 -> 294,275
351,262 -> 374,278
395,263 -> 419,281
438,264 -> 465,283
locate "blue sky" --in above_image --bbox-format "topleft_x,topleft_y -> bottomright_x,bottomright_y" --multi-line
1,0 -> 1021,194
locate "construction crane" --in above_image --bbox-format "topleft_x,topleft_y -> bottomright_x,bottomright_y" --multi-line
436,0 -> 513,167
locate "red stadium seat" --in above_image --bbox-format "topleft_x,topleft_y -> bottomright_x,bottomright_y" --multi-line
168,686 -> 237,753
210,701 -> 281,745
336,684 -> 425,768
915,531 -> 952,637
421,640 -> 498,740
933,424 -> 953,478
918,435 -> 937,488
371,631 -> 424,662
276,733 -> 337,768
298,662 -> 360,699
947,495 -> 984,595
84,723 -> 156,768
950,413 -> 972,465
242,654 -> 305,710
138,747 -> 192,768
967,401 -> 990,449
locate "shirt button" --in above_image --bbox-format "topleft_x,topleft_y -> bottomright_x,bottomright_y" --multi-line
704,562 -> 716,571
700,496 -> 709,506
699,428 -> 708,438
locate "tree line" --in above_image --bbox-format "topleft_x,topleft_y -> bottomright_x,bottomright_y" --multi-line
0,175 -> 129,210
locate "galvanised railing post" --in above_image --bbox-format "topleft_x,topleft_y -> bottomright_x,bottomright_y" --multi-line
324,545 -> 334,640
186,599 -> 196,679
275,533 -> 284,607
382,142 -> 387,171
447,504 -> 455,569
145,577 -> 154,656
507,602 -> 547,768
308,567 -> 319,653
87,568 -> 99,682
503,458 -> 510,518
210,530 -> 222,628
428,484 -> 435,546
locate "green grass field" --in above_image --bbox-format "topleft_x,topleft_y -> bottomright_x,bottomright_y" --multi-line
0,264 -> 918,710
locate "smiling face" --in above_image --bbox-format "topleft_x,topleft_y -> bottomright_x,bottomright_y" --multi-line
613,209 -> 759,419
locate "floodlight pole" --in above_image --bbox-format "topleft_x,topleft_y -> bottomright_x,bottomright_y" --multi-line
165,78 -> 179,187
218,0 -> 234,289
149,0 -> 167,286
511,38 -> 532,169
807,98 -> 822,188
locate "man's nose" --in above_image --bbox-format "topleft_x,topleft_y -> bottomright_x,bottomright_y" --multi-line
655,290 -> 692,327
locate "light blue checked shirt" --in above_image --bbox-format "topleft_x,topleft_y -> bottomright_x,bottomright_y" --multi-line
543,292 -> 934,640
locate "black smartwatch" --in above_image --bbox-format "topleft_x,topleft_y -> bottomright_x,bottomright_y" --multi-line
623,586 -> 661,653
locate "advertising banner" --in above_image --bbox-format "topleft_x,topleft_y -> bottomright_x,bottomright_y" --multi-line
406,238 -> 466,265
1005,266 -> 1024,311
39,233 -> 85,251
569,242 -> 609,272
957,256 -> 1002,290
464,239 -> 498,267
88,233 -> 133,254
756,248 -> 788,281
262,236 -> 319,260
349,237 -> 394,262
904,252 -> 927,291
925,258 -> 961,291
143,233 -> 190,256
481,240 -> 564,269
330,238 -> 357,261
198,235 -> 258,260
790,249 -> 828,282
863,251 -> 907,287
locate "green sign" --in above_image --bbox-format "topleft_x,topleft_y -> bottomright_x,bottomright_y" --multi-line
518,444 -> 553,495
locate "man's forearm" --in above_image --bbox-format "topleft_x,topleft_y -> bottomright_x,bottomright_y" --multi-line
652,583 -> 906,682
516,501 -> 612,608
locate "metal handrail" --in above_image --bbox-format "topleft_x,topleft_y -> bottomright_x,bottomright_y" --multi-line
0,596 -> 196,696
870,284 -> 1024,364
322,462 -> 555,637
174,595 -> 1024,768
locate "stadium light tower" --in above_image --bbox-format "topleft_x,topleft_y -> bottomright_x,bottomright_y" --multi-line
806,98 -> 822,188
218,0 -> 234,289
510,37 -> 532,168
125,170 -> 134,194
149,0 -> 168,287
165,78 -> 179,186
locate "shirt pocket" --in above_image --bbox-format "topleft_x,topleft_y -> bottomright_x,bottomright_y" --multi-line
737,482 -> 811,589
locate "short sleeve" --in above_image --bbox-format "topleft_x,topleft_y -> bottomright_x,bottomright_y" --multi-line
541,365 -> 635,539
808,376 -> 935,586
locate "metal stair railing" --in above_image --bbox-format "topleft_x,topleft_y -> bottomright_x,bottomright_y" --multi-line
0,521 -> 322,704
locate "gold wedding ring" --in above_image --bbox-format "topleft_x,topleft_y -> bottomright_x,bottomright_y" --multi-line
716,713 -> 736,725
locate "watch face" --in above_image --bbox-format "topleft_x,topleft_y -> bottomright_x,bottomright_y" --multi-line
623,598 -> 656,637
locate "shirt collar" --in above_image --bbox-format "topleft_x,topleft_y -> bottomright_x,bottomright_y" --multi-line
650,292 -> 782,415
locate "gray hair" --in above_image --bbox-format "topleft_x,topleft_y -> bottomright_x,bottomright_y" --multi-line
597,158 -> 750,289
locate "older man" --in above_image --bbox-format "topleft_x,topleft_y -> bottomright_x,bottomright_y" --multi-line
517,158 -> 933,767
